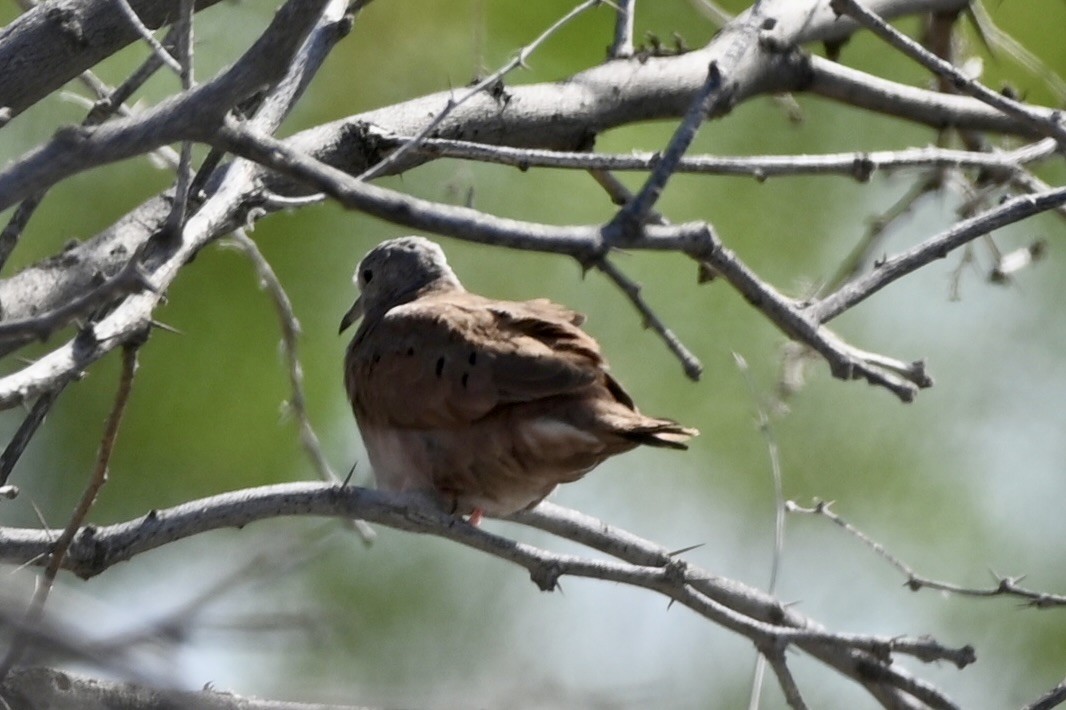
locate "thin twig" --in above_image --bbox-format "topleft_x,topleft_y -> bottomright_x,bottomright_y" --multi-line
610,61 -> 723,239
763,649 -> 808,710
819,171 -> 946,297
830,0 -> 1066,144
584,171 -> 700,379
788,500 -> 1066,608
1008,167 -> 1066,222
357,0 -> 607,182
110,0 -> 182,74
87,27 -> 180,125
966,1 -> 1066,103
596,258 -> 703,380
609,0 -> 635,58
164,0 -> 197,237
0,342 -> 141,681
0,387 -> 66,489
735,353 -> 787,710
401,134 -> 1060,179
587,170 -> 668,224
228,230 -> 375,544
92,529 -> 332,654
811,186 -> 1066,322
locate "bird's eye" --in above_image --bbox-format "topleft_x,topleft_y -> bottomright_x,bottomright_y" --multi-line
362,269 -> 374,284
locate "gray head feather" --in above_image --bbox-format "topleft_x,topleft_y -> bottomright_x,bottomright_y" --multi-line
340,236 -> 463,332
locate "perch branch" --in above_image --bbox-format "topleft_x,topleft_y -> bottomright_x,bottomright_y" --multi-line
0,482 -> 968,707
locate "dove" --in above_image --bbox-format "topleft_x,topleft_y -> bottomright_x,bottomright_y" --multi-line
340,236 -> 697,524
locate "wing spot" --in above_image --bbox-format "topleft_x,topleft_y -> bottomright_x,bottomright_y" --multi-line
468,351 -> 477,366
435,356 -> 445,378
461,372 -> 469,388
406,347 -> 415,356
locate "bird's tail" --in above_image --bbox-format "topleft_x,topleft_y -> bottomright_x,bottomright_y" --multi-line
621,419 -> 699,450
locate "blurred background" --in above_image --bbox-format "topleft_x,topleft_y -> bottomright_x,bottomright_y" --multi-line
1,0 -> 1065,707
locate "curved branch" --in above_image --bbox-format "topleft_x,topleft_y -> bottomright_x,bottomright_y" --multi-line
0,481 -> 969,707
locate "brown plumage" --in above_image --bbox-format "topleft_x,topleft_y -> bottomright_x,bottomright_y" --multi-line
340,236 -> 697,521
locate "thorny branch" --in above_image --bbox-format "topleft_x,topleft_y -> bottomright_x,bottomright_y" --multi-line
355,0 -> 608,183
0,482 -> 972,707
831,0 -> 1066,145
0,0 -> 1061,706
788,500 -> 1066,608
228,230 -> 375,544
0,343 -> 141,680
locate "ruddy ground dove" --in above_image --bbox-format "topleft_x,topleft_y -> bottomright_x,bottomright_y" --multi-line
340,236 -> 697,523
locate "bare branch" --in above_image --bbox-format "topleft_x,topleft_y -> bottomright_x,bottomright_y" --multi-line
0,0 -> 226,119
228,230 -> 375,544
611,61 -> 723,236
736,353 -> 787,709
0,388 -> 66,490
403,134 -> 1060,179
0,343 -> 141,680
595,258 -> 703,380
609,0 -> 636,58
1025,679 -> 1066,710
811,186 -> 1066,322
830,0 -> 1066,144
162,0 -> 197,237
789,500 -> 1066,608
0,0 -> 353,408
762,648 -> 808,710
0,0 -> 334,213
0,482 -> 970,706
110,0 -> 182,73
0,667 -> 362,709
356,0 -> 607,183
0,258 -> 154,347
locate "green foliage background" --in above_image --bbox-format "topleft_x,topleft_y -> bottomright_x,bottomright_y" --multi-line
1,1 -> 1065,707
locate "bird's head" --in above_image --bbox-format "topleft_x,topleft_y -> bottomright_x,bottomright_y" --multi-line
340,236 -> 463,333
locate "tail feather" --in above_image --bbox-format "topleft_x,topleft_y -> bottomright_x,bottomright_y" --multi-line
601,373 -> 698,450
621,420 -> 698,450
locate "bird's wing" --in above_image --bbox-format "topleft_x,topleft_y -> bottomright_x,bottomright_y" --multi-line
346,292 -> 604,429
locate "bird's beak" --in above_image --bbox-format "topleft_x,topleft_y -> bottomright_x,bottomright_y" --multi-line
339,297 -> 363,334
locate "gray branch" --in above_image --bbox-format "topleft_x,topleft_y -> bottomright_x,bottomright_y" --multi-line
0,482 -> 970,707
